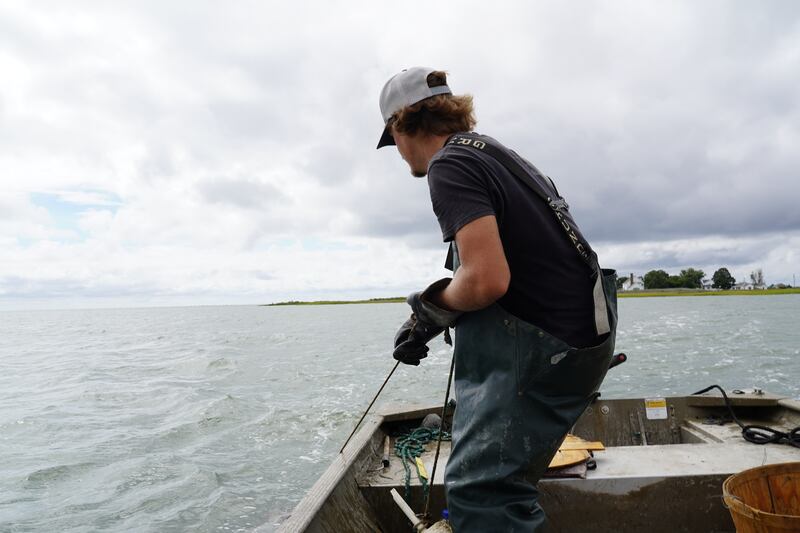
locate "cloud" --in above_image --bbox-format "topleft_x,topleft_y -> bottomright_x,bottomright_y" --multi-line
1,1 -> 799,308
597,230 -> 800,283
196,178 -> 287,210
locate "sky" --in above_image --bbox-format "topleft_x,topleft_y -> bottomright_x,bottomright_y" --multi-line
1,1 -> 799,309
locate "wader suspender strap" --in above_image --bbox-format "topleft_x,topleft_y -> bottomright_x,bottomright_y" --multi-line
447,134 -> 612,336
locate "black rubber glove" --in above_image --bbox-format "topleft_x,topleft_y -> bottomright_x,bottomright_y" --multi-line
393,278 -> 461,365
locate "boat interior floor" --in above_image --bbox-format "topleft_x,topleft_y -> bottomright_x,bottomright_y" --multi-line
358,393 -> 800,533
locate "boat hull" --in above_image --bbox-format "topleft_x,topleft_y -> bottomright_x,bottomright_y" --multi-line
270,392 -> 800,533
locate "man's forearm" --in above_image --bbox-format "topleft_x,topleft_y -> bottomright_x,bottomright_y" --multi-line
431,266 -> 509,312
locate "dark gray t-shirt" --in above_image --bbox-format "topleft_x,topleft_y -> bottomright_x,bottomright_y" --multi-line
427,133 -> 598,348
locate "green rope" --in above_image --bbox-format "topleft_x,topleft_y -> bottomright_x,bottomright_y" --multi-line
393,427 -> 451,500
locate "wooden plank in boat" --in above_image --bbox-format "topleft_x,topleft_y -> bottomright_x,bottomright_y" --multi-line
559,434 -> 605,451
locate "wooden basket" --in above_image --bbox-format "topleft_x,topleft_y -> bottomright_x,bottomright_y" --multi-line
722,462 -> 800,533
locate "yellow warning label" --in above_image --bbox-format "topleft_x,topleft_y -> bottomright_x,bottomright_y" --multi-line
415,457 -> 429,480
645,398 -> 668,420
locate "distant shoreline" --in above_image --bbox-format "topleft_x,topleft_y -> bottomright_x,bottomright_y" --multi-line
264,297 -> 405,306
617,288 -> 800,298
265,288 -> 799,306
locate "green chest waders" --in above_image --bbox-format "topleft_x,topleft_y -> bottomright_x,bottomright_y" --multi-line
442,134 -> 618,532
444,270 -> 617,532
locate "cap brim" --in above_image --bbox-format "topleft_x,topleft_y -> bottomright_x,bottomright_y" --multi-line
376,125 -> 395,149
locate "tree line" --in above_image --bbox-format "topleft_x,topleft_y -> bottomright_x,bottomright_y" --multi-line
618,267 -> 767,290
642,268 -> 711,289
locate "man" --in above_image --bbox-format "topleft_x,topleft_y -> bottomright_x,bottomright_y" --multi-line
377,67 -> 617,532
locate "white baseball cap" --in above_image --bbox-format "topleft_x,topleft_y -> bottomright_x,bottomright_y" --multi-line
376,67 -> 452,149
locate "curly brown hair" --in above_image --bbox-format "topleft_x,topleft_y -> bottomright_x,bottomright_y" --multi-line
391,71 -> 476,137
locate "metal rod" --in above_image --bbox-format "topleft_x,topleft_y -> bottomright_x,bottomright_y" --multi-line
424,353 -> 456,518
339,360 -> 401,454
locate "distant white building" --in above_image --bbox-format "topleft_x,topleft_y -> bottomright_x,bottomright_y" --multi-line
621,273 -> 644,291
733,277 -> 767,290
701,278 -> 714,290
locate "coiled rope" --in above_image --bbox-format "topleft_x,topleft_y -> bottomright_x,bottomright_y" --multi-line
693,385 -> 800,448
394,427 -> 451,500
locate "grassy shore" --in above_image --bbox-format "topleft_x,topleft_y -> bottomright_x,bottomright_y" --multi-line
618,288 -> 800,298
266,288 -> 799,306
265,297 -> 405,306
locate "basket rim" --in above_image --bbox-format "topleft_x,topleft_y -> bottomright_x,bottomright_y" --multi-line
723,462 -> 800,522
722,461 -> 800,491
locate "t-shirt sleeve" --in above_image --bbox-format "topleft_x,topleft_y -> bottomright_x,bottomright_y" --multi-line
427,151 -> 497,242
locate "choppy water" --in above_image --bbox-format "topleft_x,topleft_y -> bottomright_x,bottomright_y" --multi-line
1,296 -> 798,532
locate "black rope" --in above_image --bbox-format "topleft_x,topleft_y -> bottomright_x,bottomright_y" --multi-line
692,385 -> 800,448
424,353 -> 456,519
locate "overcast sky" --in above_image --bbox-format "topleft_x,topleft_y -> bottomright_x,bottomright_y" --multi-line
1,1 -> 799,309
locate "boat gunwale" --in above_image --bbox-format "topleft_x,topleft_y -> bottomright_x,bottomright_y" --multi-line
270,416 -> 384,533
